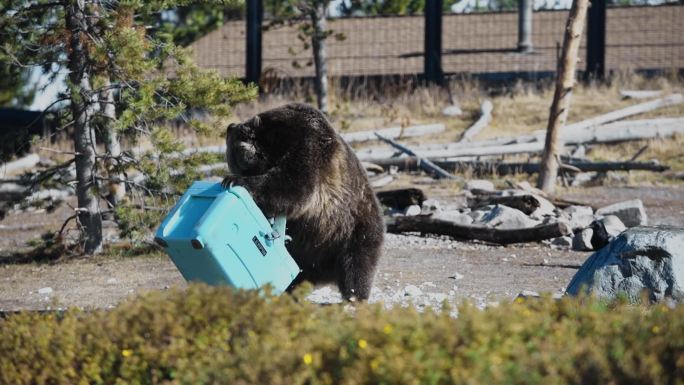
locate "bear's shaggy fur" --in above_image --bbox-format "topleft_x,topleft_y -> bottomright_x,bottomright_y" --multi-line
223,103 -> 384,301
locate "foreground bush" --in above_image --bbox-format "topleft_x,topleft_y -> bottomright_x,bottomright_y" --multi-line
1,285 -> 682,385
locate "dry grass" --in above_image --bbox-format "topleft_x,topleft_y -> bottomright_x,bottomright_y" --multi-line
33,73 -> 684,181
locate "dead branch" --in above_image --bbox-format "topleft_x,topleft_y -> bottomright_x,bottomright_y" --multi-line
386,215 -> 571,245
458,100 -> 493,142
374,133 -> 458,180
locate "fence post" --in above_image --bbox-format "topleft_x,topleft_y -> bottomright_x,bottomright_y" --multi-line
585,0 -> 606,80
424,0 -> 443,85
517,0 -> 533,52
246,0 -> 263,85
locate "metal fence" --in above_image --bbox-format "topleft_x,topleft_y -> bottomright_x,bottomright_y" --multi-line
189,3 -> 684,83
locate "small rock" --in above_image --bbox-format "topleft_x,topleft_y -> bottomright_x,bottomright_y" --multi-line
551,236 -> 573,248
442,105 -> 463,117
596,199 -> 648,227
421,199 -> 442,214
570,172 -> 595,187
465,179 -> 495,192
38,287 -> 53,295
573,228 -> 594,251
404,205 -> 422,216
516,290 -> 540,299
478,205 -> 540,229
449,272 -> 464,280
428,292 -> 448,302
106,278 -> 117,284
590,215 -> 627,250
563,205 -> 595,231
403,285 -> 423,297
602,215 -> 627,237
528,194 -> 557,220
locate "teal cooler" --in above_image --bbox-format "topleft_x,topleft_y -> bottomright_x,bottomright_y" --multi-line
155,181 -> 300,294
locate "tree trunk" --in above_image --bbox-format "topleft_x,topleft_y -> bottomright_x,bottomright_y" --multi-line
517,0 -> 533,53
310,2 -> 329,114
66,1 -> 102,254
537,0 -> 589,194
100,79 -> 126,207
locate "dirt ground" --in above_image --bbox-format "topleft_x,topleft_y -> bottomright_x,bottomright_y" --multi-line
1,183 -> 682,312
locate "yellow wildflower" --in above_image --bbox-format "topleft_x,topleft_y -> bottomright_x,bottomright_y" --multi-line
383,324 -> 393,334
303,353 -> 313,365
121,349 -> 133,358
358,339 -> 368,349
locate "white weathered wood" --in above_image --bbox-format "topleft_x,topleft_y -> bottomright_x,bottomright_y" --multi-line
1,154 -> 40,176
26,189 -> 73,202
459,100 -> 493,142
370,174 -> 395,188
563,93 -> 683,132
563,117 -> 684,144
0,183 -> 28,200
341,123 -> 445,143
620,90 -> 663,99
358,117 -> 684,161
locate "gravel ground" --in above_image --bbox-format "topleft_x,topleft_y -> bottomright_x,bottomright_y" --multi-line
1,184 -> 682,312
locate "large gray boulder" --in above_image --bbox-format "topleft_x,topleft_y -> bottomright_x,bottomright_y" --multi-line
566,227 -> 684,303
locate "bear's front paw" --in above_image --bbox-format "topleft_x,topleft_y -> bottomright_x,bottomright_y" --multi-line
221,175 -> 242,189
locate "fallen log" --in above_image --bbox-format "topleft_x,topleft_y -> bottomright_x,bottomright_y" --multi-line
386,215 -> 571,245
368,157 -> 669,176
1,154 -> 40,176
358,118 -> 684,161
374,133 -> 458,179
355,96 -> 684,160
467,194 -> 541,215
561,93 -> 683,132
341,123 -> 445,143
0,183 -> 28,200
458,100 -> 492,142
620,90 -> 663,100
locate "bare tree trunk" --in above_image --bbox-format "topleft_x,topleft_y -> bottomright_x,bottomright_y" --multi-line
66,1 -> 102,254
537,0 -> 589,194
100,80 -> 126,207
517,0 -> 533,53
310,2 -> 329,114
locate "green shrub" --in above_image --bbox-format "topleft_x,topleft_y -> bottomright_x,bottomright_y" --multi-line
1,285 -> 682,385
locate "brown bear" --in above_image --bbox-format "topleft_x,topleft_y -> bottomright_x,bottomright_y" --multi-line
223,103 -> 384,301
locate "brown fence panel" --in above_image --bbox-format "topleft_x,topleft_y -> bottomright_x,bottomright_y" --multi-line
188,4 -> 683,80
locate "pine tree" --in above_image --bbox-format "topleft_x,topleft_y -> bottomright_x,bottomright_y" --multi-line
0,0 -> 256,254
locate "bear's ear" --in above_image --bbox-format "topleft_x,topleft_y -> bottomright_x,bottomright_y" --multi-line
226,123 -> 237,135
